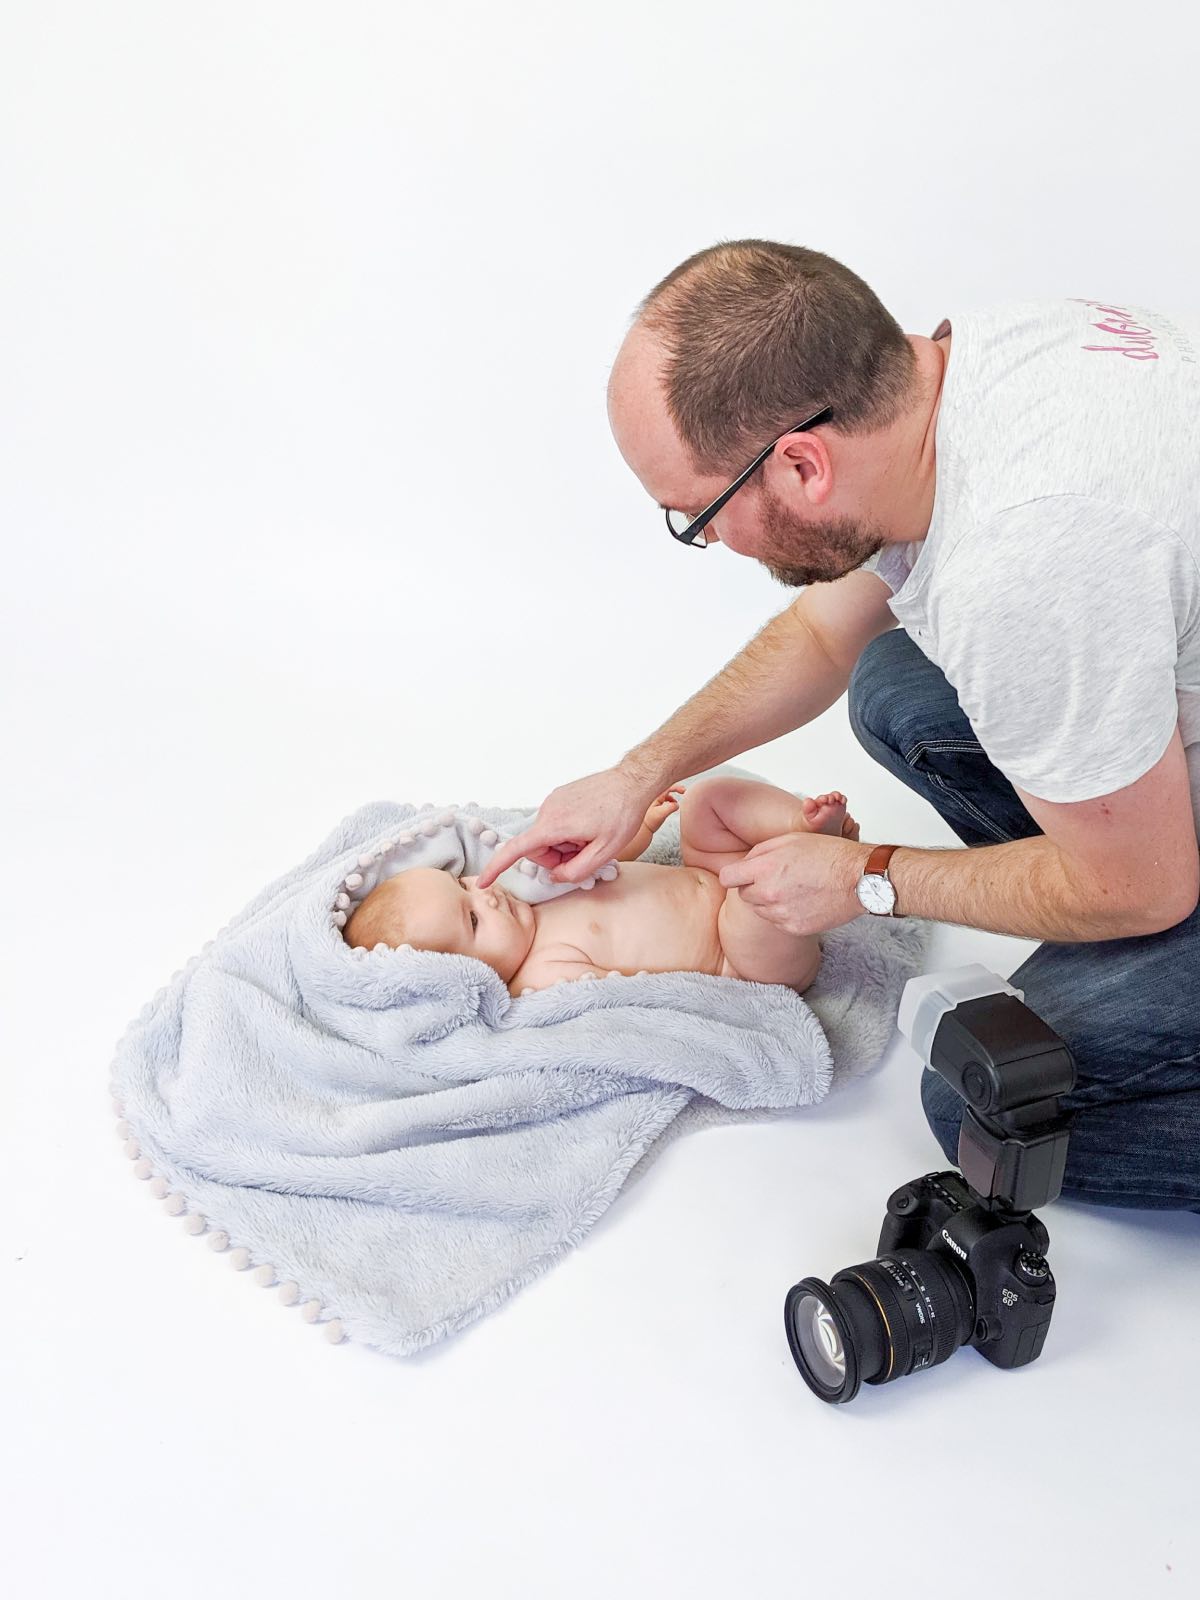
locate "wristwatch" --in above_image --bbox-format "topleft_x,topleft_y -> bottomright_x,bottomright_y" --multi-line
856,844 -> 902,917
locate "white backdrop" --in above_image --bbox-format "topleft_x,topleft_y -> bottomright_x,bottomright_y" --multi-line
2,3 -> 1196,1596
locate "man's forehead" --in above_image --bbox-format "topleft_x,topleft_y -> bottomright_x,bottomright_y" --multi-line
608,325 -> 708,509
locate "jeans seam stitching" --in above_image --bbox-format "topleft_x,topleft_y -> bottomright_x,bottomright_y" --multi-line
924,772 -> 1014,843
904,740 -> 985,759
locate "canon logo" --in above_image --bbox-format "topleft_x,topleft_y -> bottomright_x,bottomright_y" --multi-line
941,1228 -> 967,1260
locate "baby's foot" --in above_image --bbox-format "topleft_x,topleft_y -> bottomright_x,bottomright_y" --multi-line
800,791 -> 861,841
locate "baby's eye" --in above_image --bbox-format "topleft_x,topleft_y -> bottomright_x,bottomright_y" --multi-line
470,911 -> 478,932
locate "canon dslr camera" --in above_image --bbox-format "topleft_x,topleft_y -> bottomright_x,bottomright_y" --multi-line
785,966 -> 1076,1404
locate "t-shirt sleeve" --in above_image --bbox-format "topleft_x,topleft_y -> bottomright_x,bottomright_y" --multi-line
929,497 -> 1189,804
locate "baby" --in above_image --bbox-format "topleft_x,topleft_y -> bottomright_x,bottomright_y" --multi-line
344,776 -> 860,998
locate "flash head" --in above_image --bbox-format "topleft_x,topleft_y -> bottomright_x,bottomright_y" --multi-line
898,965 -> 1076,1212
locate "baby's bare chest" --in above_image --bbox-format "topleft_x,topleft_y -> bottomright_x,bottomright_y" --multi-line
532,861 -> 726,975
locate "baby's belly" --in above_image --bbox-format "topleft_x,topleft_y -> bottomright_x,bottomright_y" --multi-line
535,860 -> 726,976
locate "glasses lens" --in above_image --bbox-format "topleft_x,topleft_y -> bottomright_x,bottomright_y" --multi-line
666,508 -> 695,538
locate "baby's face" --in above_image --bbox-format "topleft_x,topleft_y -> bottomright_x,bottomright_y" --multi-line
373,867 -> 535,982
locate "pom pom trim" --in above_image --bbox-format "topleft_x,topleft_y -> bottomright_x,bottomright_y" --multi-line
107,803 -> 623,1352
108,1091 -> 349,1350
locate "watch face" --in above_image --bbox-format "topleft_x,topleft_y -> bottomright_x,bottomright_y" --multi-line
856,874 -> 896,914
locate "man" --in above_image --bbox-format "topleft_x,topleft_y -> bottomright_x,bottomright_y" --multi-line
479,239 -> 1200,1213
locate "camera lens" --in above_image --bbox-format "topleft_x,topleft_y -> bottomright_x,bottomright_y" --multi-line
785,1252 -> 975,1403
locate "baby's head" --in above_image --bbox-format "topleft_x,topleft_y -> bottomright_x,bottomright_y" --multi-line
343,867 -> 535,983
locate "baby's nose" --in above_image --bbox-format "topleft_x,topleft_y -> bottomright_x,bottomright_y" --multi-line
461,875 -> 499,908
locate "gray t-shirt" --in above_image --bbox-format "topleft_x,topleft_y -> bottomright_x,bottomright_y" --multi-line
860,295 -> 1200,830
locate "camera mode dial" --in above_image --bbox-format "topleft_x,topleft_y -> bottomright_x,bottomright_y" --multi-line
1015,1249 -> 1050,1283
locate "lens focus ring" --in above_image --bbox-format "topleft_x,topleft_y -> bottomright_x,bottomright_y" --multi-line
834,1251 -> 972,1385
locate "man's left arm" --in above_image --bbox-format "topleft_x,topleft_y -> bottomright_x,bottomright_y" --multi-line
720,725 -> 1199,942
881,723 -> 1199,940
850,499 -> 1199,941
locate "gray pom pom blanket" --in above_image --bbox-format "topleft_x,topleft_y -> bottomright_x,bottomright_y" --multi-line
108,776 -> 927,1355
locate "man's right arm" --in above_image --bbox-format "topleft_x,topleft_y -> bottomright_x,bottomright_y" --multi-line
476,570 -> 898,888
618,569 -> 899,793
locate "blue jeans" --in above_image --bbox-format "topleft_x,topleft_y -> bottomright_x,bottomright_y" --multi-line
848,627 -> 1200,1213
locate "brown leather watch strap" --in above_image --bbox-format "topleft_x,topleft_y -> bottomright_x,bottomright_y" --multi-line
865,844 -> 900,877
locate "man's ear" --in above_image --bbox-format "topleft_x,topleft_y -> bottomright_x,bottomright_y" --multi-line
773,434 -> 833,504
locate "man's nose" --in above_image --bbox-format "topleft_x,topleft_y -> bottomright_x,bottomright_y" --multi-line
709,515 -> 748,554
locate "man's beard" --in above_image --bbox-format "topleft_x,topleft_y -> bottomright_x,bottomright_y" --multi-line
756,479 -> 888,588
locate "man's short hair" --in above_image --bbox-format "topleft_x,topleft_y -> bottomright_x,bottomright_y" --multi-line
635,239 -> 918,474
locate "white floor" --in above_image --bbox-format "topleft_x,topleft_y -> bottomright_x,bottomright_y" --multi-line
4,707 -> 1196,1598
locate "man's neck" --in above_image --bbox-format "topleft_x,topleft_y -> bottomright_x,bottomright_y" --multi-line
896,332 -> 950,540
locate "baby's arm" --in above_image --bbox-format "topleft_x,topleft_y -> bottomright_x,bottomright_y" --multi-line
616,787 -> 686,861
616,828 -> 653,862
617,829 -> 652,862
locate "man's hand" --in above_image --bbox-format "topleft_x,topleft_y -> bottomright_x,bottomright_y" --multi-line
476,766 -> 660,889
719,833 -> 872,937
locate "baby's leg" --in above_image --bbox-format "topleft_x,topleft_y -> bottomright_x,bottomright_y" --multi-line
679,776 -> 852,870
680,777 -> 832,993
717,893 -> 823,992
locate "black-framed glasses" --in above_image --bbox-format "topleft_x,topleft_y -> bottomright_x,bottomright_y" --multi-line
664,405 -> 835,548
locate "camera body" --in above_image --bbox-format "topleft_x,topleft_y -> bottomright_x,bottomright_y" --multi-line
784,966 -> 1076,1403
878,1168 -> 1055,1372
